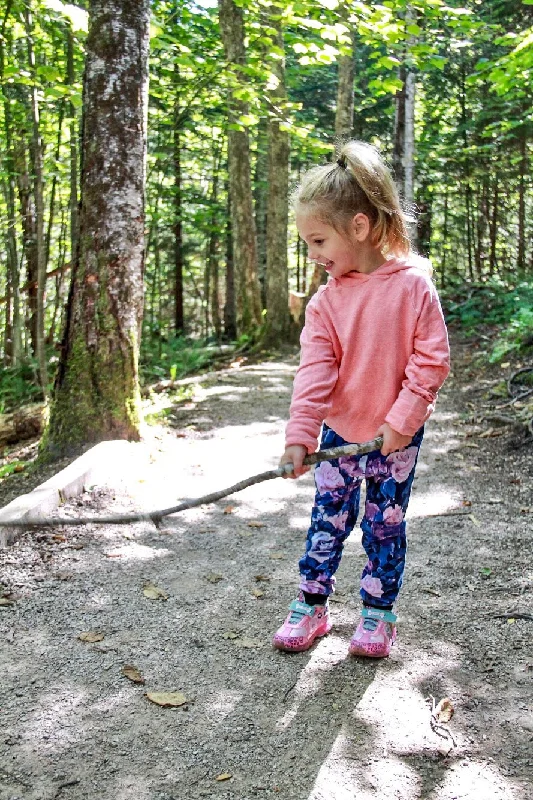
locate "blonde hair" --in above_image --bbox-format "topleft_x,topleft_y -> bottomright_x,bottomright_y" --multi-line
293,140 -> 412,257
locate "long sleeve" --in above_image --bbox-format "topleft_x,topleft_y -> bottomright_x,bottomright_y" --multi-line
385,281 -> 450,436
285,297 -> 339,453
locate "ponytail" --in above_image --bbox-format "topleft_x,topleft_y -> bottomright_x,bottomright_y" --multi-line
293,140 -> 412,258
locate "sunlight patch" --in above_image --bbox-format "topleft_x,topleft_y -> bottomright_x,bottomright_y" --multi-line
308,733 -> 421,800
431,758 -> 520,799
102,543 -> 172,561
204,690 -> 243,722
407,487 -> 463,519
276,635 -> 347,731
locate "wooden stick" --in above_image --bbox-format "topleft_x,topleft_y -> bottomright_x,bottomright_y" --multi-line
1,436 -> 384,529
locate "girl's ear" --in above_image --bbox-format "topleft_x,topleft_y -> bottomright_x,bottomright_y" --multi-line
351,213 -> 371,242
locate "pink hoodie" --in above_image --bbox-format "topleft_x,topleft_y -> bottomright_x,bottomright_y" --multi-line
285,256 -> 450,452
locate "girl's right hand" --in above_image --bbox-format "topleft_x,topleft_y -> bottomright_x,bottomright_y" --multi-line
279,445 -> 310,479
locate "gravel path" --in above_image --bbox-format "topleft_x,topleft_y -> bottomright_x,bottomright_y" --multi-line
1,347 -> 532,800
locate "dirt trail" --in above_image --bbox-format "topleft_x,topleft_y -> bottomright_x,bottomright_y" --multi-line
0,344 -> 532,800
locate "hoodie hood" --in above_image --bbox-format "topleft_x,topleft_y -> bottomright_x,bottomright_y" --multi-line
332,253 -> 432,285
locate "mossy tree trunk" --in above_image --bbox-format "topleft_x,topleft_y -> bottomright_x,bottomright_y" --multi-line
262,5 -> 296,347
218,0 -> 262,337
44,0 -> 150,459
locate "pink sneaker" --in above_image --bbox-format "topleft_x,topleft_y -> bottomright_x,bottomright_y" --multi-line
273,596 -> 332,652
348,607 -> 397,658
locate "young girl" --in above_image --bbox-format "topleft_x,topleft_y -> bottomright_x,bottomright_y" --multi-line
273,140 -> 450,658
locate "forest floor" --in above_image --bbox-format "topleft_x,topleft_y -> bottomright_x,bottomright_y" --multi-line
0,333 -> 532,800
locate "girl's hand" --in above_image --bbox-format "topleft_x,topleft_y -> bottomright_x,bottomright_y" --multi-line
279,445 -> 310,479
375,423 -> 412,456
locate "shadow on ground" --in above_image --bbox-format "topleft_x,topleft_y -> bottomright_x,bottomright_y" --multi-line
0,356 -> 531,800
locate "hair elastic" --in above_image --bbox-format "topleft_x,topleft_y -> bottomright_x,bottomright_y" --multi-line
336,156 -> 347,170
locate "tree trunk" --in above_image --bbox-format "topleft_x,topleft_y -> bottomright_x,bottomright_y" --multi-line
460,62 -> 473,280
517,127 -> 527,272
393,63 -> 406,195
403,69 -> 415,208
45,0 -> 150,459
173,63 -> 184,334
489,175 -> 499,275
45,101 -> 65,271
47,209 -> 68,346
15,140 -> 39,355
254,117 -> 268,308
218,0 -> 262,335
223,183 -> 237,340
393,9 -> 416,207
416,178 -> 432,257
262,5 -> 295,347
24,5 -> 48,396
441,186 -> 448,289
207,140 -> 222,340
334,10 -> 356,140
1,98 -> 22,365
67,26 -> 79,265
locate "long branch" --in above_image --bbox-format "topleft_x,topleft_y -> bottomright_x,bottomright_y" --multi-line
1,437 -> 383,529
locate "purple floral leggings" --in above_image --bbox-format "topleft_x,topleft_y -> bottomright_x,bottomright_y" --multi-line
299,424 -> 424,609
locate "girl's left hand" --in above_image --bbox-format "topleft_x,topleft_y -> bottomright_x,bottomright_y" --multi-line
375,423 -> 412,456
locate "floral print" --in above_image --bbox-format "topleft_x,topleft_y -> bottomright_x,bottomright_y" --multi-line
386,446 -> 419,482
314,462 -> 346,494
360,575 -> 384,598
298,424 -> 424,609
383,504 -> 404,526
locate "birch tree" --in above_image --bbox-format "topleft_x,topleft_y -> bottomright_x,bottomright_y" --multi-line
45,0 -> 150,457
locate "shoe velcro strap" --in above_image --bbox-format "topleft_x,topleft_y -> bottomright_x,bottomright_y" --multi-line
362,607 -> 396,624
289,600 -> 314,616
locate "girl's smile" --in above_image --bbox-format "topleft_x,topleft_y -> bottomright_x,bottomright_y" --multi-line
296,212 -> 386,277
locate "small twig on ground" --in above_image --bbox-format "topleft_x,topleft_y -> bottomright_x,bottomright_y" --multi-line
493,613 -> 533,621
54,779 -> 80,798
420,510 -> 471,518
425,696 -> 457,749
282,680 -> 298,703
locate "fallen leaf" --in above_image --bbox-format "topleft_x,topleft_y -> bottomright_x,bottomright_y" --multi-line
52,534 -> 66,542
248,521 -> 266,528
145,691 -> 188,708
462,500 -> 473,506
206,573 -> 223,584
222,630 -> 240,640
223,506 -> 235,514
507,618 -> 516,624
468,514 -> 481,527
252,589 -> 264,598
0,597 -> 15,607
215,773 -> 232,782
434,697 -> 454,723
269,551 -> 285,560
122,664 -> 145,684
78,631 -> 104,643
254,574 -> 271,582
143,583 -> 169,600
